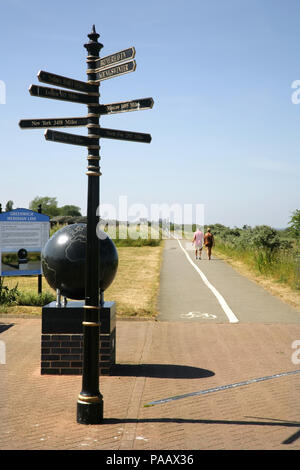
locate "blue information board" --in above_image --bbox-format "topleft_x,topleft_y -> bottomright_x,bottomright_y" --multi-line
0,208 -> 50,276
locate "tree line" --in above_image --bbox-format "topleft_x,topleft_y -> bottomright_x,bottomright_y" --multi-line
2,198 -> 299,237
193,209 -> 300,241
1,197 -> 82,218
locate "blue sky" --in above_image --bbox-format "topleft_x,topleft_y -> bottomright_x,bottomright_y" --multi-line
0,0 -> 299,227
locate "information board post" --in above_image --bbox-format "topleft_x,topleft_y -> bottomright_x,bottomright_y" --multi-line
37,204 -> 42,294
76,25 -> 104,425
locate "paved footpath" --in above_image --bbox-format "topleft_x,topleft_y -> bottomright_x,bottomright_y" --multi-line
0,240 -> 300,450
0,319 -> 300,450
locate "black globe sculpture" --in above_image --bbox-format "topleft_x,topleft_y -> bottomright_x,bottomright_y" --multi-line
41,223 -> 118,300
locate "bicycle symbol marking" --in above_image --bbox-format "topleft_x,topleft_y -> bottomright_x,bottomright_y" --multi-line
180,312 -> 217,320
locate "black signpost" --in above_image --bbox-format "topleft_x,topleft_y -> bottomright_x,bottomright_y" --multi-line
19,25 -> 153,425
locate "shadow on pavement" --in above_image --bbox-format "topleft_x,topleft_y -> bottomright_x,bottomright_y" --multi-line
110,363 -> 215,379
103,416 -> 300,444
0,323 -> 14,333
282,429 -> 300,445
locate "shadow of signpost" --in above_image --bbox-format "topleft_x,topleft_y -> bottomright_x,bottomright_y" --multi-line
110,363 -> 215,379
282,429 -> 300,445
102,416 -> 300,445
108,366 -> 300,445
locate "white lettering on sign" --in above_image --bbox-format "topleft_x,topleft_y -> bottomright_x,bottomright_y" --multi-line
0,222 -> 49,251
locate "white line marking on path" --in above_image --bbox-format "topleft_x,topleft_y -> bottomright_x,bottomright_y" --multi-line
175,238 -> 239,323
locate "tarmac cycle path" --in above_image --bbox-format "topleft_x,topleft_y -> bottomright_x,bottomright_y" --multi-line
157,238 -> 300,324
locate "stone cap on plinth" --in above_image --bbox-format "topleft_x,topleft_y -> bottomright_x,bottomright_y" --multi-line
42,300 -> 116,334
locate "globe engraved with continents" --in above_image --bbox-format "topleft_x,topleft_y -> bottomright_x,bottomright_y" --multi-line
41,224 -> 118,300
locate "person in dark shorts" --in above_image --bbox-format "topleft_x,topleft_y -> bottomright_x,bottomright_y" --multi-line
204,228 -> 214,260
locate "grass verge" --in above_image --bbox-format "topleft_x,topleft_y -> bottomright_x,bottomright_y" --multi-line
213,245 -> 300,311
106,244 -> 163,318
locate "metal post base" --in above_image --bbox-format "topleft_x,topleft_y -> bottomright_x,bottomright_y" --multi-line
77,397 -> 103,424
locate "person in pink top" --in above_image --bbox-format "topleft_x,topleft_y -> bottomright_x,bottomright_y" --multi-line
192,227 -> 204,259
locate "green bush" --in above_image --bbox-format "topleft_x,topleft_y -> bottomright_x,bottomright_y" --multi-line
0,278 -> 20,305
212,224 -> 299,291
0,277 -> 55,306
50,223 -> 67,237
16,292 -> 55,306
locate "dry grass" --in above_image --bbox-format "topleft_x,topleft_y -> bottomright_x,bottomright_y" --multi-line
214,248 -> 300,312
106,244 -> 163,318
0,245 -> 163,318
3,275 -> 55,294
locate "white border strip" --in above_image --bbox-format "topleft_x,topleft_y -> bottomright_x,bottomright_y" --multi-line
176,238 -> 239,323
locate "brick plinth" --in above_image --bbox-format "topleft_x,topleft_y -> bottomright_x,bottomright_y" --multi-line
41,330 -> 115,375
41,301 -> 116,375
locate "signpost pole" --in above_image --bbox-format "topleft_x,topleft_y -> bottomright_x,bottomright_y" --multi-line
76,25 -> 103,425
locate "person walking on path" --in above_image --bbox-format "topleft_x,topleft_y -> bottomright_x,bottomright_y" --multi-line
192,227 -> 204,259
204,227 -> 214,260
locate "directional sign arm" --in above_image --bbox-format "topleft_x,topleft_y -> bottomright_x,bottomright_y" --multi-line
95,60 -> 136,82
29,85 -> 93,105
19,117 -> 88,129
44,129 -> 98,147
37,71 -> 97,94
95,47 -> 135,70
94,127 -> 151,143
99,98 -> 154,115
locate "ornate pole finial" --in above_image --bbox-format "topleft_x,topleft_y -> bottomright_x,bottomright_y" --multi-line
84,25 -> 103,56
